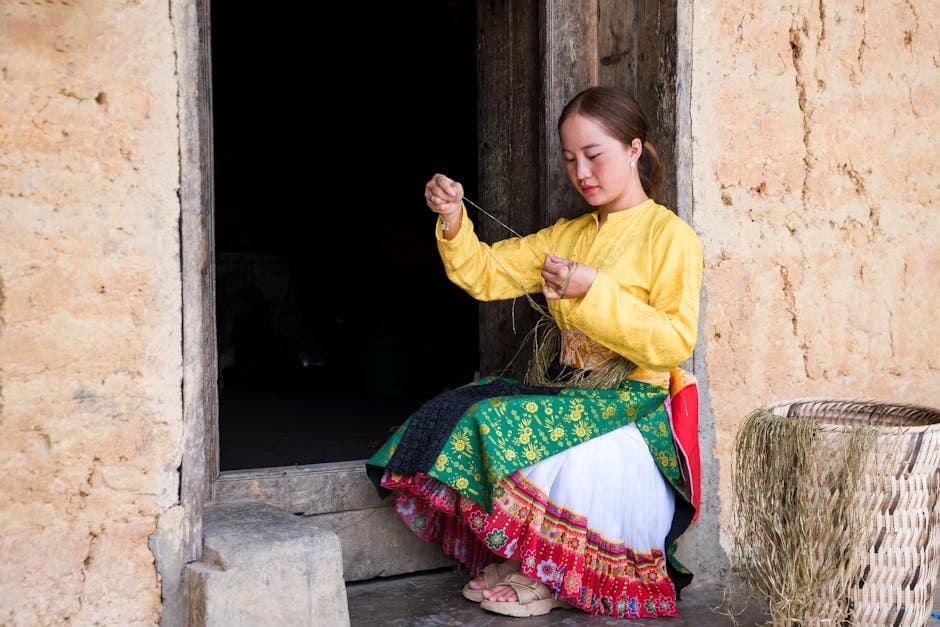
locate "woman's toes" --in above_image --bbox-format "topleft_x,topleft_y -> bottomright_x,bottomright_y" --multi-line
496,589 -> 518,602
482,584 -> 517,603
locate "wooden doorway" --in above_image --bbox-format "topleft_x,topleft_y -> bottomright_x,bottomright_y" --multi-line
177,0 -> 685,601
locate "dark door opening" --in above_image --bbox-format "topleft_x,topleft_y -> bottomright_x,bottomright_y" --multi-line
212,2 -> 479,470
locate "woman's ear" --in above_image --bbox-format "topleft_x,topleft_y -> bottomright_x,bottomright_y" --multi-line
631,138 -> 643,161
626,138 -> 643,169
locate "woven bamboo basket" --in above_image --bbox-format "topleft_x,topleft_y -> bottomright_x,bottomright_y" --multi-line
764,398 -> 940,626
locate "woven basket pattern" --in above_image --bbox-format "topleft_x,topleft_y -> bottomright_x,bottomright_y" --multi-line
766,398 -> 940,626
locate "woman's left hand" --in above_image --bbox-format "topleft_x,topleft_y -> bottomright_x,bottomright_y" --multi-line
541,254 -> 597,300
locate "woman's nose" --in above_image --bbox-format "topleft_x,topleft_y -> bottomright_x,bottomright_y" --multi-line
576,158 -> 591,180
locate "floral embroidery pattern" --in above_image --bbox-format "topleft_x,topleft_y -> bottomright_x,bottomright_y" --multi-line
409,513 -> 427,533
485,528 -> 508,550
536,559 -> 560,583
380,469 -> 678,618
400,377 -> 670,509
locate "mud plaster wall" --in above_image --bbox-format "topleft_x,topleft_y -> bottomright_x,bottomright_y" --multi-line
0,2 -> 182,625
691,0 -> 939,551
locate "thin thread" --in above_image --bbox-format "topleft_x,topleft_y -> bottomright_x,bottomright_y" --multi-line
459,196 -> 549,319
557,261 -> 577,299
462,196 -> 528,241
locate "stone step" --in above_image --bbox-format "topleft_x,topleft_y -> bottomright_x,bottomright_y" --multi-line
347,569 -> 940,626
346,568 -> 763,626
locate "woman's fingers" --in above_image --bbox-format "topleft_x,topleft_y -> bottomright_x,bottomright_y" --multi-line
426,174 -> 463,212
427,174 -> 461,201
433,174 -> 461,200
541,255 -> 568,279
542,255 -> 586,300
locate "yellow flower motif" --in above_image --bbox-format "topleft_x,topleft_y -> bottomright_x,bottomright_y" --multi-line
603,406 -> 617,419
626,405 -> 637,416
550,426 -> 565,442
525,401 -> 539,413
505,449 -> 517,461
455,477 -> 469,490
569,408 -> 583,420
573,421 -> 593,438
479,424 -> 491,435
451,429 -> 473,455
436,454 -> 448,471
518,432 -> 531,445
522,442 -> 547,461
544,406 -> 553,415
659,422 -> 669,436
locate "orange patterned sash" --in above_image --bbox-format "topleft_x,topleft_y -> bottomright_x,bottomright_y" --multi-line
559,331 -> 617,370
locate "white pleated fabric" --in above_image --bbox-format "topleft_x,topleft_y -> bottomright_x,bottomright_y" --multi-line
519,422 -> 675,552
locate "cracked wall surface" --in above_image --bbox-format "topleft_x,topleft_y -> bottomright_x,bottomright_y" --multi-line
0,2 -> 182,625
691,0 -> 939,550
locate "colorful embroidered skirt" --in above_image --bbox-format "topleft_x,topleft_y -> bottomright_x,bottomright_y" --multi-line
366,373 -> 700,619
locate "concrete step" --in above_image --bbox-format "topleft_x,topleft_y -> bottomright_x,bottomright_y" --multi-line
347,568 -> 940,626
346,568 -> 765,626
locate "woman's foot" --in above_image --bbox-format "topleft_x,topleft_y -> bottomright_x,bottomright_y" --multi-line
462,559 -> 519,602
480,572 -> 573,617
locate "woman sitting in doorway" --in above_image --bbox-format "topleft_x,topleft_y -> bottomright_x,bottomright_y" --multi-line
367,85 -> 703,619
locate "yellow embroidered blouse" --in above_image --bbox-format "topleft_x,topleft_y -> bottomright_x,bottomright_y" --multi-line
436,199 -> 703,372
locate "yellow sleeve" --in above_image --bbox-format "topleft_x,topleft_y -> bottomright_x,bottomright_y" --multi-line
435,204 -> 557,301
567,218 -> 703,371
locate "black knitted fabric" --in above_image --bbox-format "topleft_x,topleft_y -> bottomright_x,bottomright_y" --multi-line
366,379 -> 560,497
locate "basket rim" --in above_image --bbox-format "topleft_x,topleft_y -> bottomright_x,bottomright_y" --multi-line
765,396 -> 940,410
763,397 -> 940,430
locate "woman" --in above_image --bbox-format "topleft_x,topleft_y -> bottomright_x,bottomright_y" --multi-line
366,86 -> 703,619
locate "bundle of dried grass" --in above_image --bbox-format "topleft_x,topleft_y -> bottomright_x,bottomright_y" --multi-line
723,407 -> 880,625
520,315 -> 637,389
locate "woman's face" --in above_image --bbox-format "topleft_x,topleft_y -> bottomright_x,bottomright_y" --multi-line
559,113 -> 642,211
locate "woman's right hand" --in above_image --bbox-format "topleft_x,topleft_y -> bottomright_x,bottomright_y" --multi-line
425,173 -> 464,224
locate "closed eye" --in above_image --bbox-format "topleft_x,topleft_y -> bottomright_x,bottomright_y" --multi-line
587,153 -> 601,160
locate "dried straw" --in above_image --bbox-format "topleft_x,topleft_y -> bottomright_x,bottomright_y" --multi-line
722,407 -> 881,625
518,315 -> 637,389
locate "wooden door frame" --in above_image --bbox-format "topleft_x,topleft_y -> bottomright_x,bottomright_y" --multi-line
174,0 -> 217,596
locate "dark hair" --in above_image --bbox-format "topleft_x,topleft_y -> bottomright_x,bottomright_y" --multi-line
558,86 -> 664,198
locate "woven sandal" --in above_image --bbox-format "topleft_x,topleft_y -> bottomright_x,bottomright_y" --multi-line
479,572 -> 573,617
461,561 -> 518,602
